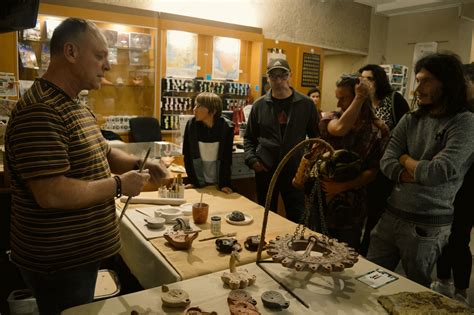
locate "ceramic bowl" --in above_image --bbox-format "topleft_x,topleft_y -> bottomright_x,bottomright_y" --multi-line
179,203 -> 193,216
154,207 -> 183,223
145,217 -> 165,229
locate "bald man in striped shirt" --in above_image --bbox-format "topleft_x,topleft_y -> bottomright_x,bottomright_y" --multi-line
5,18 -> 168,314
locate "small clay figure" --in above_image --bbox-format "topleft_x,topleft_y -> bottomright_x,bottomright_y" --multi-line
244,235 -> 266,252
164,230 -> 199,250
261,291 -> 290,310
227,289 -> 260,315
221,251 -> 257,289
161,285 -> 191,308
229,210 -> 245,221
216,238 -> 242,254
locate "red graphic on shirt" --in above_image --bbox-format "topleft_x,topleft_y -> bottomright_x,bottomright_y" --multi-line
278,111 -> 288,125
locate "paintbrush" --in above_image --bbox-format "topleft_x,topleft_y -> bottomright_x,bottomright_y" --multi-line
199,232 -> 237,242
118,147 -> 151,222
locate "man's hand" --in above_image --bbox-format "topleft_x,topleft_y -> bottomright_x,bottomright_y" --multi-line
399,154 -> 410,167
399,154 -> 418,179
251,161 -> 268,173
120,170 -> 151,197
399,170 -> 415,183
144,160 -> 170,184
355,78 -> 370,99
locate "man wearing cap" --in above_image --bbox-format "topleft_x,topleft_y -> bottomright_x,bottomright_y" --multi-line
243,58 -> 319,223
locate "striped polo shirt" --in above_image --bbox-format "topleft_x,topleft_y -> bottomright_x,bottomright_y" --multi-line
5,78 -> 120,273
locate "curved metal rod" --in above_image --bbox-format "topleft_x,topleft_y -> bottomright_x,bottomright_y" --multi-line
256,138 -> 334,261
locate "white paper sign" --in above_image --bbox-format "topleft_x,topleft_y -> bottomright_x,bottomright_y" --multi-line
356,268 -> 399,289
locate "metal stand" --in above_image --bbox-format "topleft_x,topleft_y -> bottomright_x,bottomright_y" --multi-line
255,138 -> 333,309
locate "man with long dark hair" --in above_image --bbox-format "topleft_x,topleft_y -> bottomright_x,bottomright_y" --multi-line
367,53 -> 474,288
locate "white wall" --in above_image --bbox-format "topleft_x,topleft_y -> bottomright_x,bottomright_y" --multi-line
321,54 -> 367,112
258,0 -> 371,54
385,7 -> 473,92
89,0 -> 373,54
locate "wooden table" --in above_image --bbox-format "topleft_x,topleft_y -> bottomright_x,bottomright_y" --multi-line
117,187 -> 299,288
62,259 -> 431,314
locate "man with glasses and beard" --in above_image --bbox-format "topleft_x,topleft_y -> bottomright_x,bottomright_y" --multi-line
244,58 -> 319,223
367,53 -> 474,289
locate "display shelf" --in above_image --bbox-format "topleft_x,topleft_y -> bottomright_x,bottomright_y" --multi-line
160,77 -> 250,131
17,14 -> 157,119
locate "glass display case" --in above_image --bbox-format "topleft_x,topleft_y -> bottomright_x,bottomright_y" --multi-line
17,15 -> 157,129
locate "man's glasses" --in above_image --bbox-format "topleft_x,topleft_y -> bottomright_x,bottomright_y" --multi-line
268,72 -> 289,80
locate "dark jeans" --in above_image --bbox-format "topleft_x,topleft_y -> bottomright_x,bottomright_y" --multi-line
436,166 -> 474,289
359,171 -> 393,256
328,226 -> 363,251
19,261 -> 100,315
255,167 -> 305,224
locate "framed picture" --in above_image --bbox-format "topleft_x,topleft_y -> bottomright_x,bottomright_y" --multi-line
22,20 -> 41,41
18,42 -> 38,69
129,32 -> 151,50
102,29 -> 118,47
212,36 -> 240,81
0,72 -> 17,97
117,32 -> 130,48
166,30 -> 198,78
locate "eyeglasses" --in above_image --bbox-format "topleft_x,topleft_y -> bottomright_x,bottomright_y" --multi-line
268,72 -> 289,80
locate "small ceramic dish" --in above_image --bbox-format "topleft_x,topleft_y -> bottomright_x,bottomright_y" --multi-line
179,203 -> 193,216
155,207 -> 183,223
144,217 -> 166,229
225,213 -> 253,226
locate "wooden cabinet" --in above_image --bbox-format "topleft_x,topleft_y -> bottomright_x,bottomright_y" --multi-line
17,14 -> 158,125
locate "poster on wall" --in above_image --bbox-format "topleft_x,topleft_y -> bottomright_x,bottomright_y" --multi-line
212,36 -> 241,81
408,41 -> 438,100
301,52 -> 321,87
166,30 -> 198,78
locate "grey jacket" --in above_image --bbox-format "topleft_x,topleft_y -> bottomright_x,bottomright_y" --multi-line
381,110 -> 474,224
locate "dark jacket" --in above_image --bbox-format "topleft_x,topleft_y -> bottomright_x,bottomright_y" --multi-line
392,92 -> 410,127
244,88 -> 319,173
183,117 -> 234,189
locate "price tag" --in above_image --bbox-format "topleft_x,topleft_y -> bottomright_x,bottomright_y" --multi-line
356,269 -> 398,289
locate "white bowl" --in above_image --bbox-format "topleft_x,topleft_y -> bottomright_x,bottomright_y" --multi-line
179,203 -> 193,216
154,207 -> 183,223
145,217 -> 165,229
